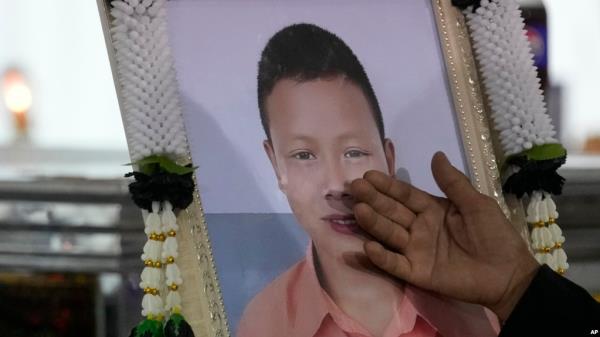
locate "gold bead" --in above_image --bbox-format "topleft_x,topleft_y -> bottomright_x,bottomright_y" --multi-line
170,284 -> 178,291
558,268 -> 565,275
158,234 -> 166,241
548,217 -> 556,224
151,288 -> 159,295
154,261 -> 162,268
168,230 -> 176,237
543,247 -> 551,253
555,242 -> 562,249
167,256 -> 175,264
144,259 -> 153,267
535,221 -> 545,228
149,233 -> 157,240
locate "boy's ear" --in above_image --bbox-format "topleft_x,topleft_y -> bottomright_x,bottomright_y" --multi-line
383,138 -> 396,176
263,140 -> 286,192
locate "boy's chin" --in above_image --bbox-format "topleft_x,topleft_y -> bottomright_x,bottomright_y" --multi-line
340,250 -> 379,272
316,234 -> 369,260
333,238 -> 368,256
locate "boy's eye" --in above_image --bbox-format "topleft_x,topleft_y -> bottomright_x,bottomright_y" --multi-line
344,149 -> 367,158
293,151 -> 316,160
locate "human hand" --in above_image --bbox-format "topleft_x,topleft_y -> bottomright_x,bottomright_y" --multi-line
350,152 -> 539,321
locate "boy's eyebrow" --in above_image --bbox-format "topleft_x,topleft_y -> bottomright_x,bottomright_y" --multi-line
286,134 -> 316,142
286,132 -> 370,143
290,134 -> 314,140
337,132 -> 366,143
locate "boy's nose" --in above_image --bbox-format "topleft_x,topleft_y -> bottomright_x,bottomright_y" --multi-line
323,161 -> 354,205
325,186 -> 354,212
325,187 -> 352,201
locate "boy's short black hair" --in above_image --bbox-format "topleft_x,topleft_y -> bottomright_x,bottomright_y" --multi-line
257,23 -> 385,142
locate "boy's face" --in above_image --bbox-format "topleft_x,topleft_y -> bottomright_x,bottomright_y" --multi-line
263,76 -> 395,261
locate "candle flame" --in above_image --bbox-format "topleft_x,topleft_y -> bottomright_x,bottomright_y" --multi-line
3,70 -> 32,113
4,82 -> 32,113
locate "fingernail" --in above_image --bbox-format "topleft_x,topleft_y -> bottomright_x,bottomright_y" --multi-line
434,151 -> 447,162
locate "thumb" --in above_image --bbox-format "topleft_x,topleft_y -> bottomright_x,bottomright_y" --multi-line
431,152 -> 481,212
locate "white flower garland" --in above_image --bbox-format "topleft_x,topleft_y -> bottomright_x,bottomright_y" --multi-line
527,191 -> 569,273
462,0 -> 568,273
161,201 -> 183,313
464,0 -> 557,157
110,0 -> 188,324
140,201 -> 165,318
139,202 -> 184,319
110,0 -> 187,162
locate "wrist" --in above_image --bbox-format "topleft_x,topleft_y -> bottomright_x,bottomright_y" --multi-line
490,256 -> 540,321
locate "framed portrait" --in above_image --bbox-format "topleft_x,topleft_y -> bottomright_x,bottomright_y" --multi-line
98,0 -> 515,336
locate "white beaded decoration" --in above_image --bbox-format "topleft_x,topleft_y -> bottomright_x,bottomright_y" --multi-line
463,0 -> 557,156
162,201 -> 183,313
544,192 -> 568,272
137,200 -> 186,319
525,191 -> 568,273
461,0 -> 568,274
110,0 -> 187,162
140,201 -> 165,318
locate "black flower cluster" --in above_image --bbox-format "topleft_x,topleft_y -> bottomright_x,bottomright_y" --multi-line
125,170 -> 195,211
451,0 -> 482,12
502,155 -> 567,198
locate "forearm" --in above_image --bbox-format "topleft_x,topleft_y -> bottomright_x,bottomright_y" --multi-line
487,259 -> 540,322
499,265 -> 600,336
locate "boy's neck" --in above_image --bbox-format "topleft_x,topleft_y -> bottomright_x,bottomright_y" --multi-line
313,244 -> 405,336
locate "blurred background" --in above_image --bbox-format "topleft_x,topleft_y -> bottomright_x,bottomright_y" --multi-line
0,0 -> 598,336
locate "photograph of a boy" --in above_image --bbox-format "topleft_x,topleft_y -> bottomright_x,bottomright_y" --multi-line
237,23 -> 499,337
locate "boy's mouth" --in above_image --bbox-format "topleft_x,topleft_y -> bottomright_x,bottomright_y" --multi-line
322,214 -> 362,235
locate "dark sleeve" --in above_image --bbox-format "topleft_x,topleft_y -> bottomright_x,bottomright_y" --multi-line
499,264 -> 600,336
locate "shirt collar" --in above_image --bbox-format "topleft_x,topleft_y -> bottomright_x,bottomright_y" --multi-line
290,242 -> 499,337
406,283 -> 500,337
286,243 -> 332,337
322,284 -> 422,336
293,243 -> 423,337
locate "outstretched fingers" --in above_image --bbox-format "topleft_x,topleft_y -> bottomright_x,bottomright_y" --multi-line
350,171 -> 435,218
431,152 -> 483,213
354,203 -> 410,251
364,241 -> 413,282
352,170 -> 434,214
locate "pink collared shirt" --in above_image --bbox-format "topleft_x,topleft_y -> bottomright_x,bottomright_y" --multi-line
238,244 -> 500,337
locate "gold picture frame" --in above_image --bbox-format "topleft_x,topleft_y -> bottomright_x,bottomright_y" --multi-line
96,0 -> 526,336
